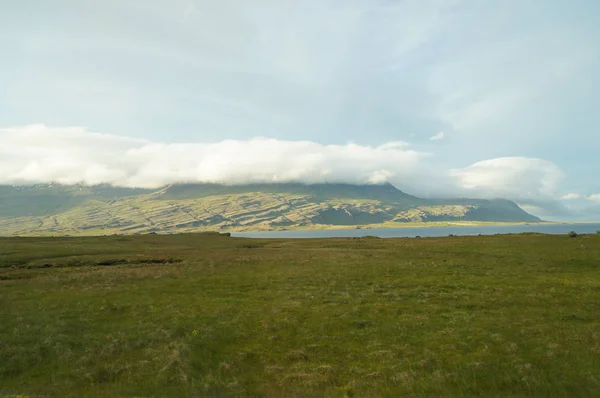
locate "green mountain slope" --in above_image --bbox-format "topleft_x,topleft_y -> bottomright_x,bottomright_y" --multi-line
0,183 -> 541,235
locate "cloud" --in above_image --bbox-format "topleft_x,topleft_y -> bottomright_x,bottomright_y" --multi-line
449,157 -> 565,200
561,197 -> 600,222
0,125 -> 425,188
518,193 -> 600,222
1,0 -> 598,191
517,200 -> 571,221
429,131 -> 445,141
2,124 -> 594,222
422,0 -> 600,168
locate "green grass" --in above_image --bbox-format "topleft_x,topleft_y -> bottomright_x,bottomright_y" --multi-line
1,233 -> 599,397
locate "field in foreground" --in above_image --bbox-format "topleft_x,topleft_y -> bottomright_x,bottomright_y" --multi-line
1,233 -> 599,397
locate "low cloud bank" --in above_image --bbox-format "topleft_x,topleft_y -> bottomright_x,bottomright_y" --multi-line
2,124 -> 595,221
0,125 -> 424,188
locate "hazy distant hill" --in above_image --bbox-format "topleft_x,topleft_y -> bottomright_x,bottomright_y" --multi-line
0,183 -> 541,235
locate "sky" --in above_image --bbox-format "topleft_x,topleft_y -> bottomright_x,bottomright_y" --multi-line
1,0 -> 599,221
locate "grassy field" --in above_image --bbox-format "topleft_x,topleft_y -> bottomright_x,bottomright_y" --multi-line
0,233 -> 599,397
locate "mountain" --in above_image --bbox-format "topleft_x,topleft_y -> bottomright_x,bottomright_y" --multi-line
0,183 -> 541,235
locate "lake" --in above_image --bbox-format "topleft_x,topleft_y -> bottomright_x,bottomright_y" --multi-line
232,223 -> 600,239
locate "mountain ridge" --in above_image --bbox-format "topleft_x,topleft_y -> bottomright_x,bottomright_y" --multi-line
0,182 -> 542,235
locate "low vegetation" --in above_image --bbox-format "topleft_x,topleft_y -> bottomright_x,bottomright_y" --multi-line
1,233 -> 599,397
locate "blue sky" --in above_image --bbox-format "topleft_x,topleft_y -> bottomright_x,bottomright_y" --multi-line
1,0 -> 599,220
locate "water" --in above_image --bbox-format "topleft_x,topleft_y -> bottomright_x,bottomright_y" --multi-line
232,223 -> 600,239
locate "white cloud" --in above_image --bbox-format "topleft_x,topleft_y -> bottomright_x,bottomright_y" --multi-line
588,194 -> 600,202
450,157 -> 565,200
561,193 -> 581,200
429,131 -> 445,141
0,125 -> 425,188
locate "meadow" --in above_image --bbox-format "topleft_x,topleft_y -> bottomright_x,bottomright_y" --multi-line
0,233 -> 599,397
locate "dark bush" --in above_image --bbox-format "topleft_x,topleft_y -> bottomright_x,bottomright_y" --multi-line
568,231 -> 578,238
241,244 -> 261,249
96,259 -> 127,266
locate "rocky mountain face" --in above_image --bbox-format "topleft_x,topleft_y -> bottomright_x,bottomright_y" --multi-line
0,183 -> 541,235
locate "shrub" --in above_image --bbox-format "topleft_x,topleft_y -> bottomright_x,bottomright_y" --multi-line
568,231 -> 578,238
96,259 -> 127,266
241,244 -> 262,249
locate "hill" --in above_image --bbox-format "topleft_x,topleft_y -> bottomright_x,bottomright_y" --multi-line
0,183 -> 541,235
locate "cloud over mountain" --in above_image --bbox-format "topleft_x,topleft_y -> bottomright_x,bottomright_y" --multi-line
2,124 -> 598,221
0,125 -> 568,194
0,125 -> 425,188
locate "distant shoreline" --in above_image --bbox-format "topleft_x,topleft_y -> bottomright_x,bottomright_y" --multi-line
231,222 -> 600,239
225,221 -> 581,233
6,220 -> 599,237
